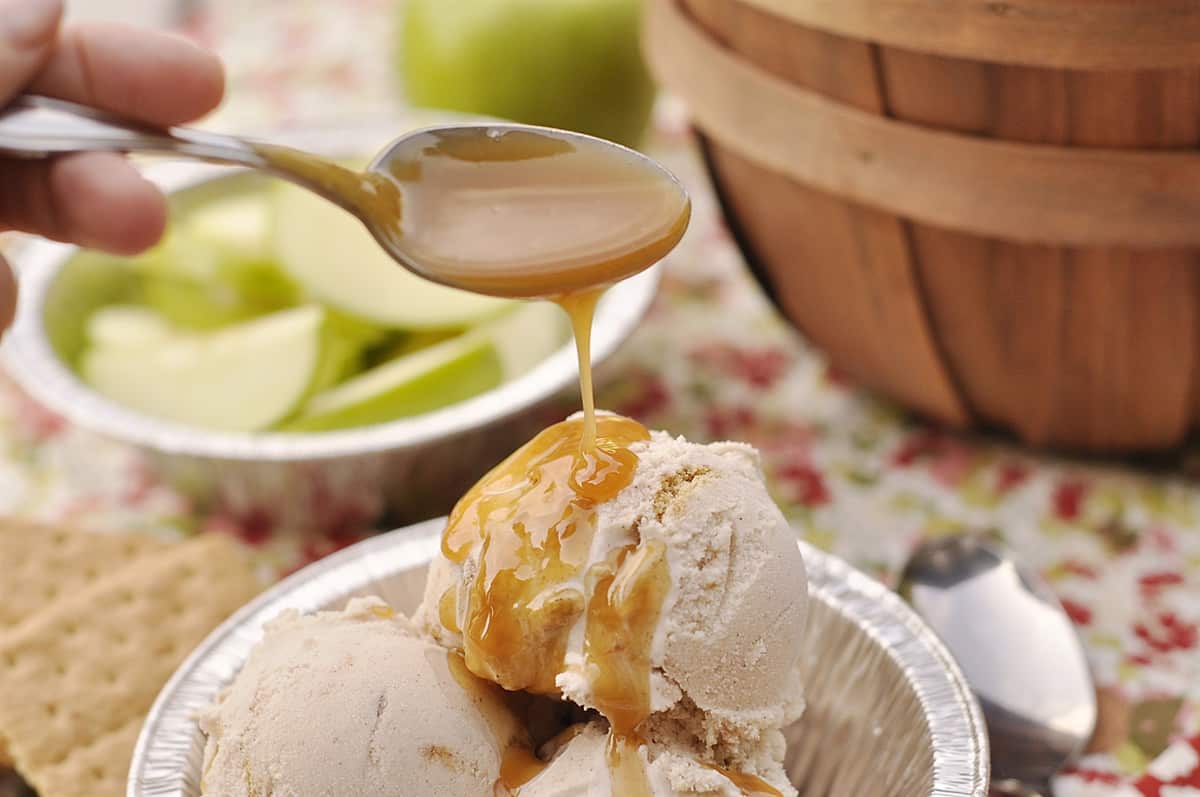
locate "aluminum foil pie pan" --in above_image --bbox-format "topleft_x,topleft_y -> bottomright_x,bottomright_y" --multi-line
129,519 -> 988,796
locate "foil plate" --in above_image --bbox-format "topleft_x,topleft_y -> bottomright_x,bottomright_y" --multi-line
129,521 -> 989,797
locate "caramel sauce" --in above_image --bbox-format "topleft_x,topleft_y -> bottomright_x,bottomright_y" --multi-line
256,127 -> 688,442
381,127 -> 690,299
252,143 -> 403,227
442,415 -> 649,694
556,290 -> 603,449
441,412 -> 669,797
262,123 -> 783,797
445,650 -> 542,797
709,765 -> 785,797
438,587 -> 461,635
585,540 -> 671,797
607,730 -> 653,796
497,745 -> 547,795
255,127 -> 690,300
261,121 -> 783,797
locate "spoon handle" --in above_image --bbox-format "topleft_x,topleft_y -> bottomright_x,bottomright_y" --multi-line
0,95 -> 267,168
0,95 -> 376,221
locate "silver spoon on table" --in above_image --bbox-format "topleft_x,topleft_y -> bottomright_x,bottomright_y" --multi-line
0,95 -> 689,299
899,532 -> 1097,797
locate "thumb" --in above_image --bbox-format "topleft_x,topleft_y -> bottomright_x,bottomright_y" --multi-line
0,0 -> 63,102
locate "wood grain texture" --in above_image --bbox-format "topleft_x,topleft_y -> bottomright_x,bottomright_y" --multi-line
647,0 -> 1200,247
912,235 -> 1198,448
647,0 -> 1200,449
679,0 -> 970,427
879,48 -> 1200,449
734,0 -> 1200,70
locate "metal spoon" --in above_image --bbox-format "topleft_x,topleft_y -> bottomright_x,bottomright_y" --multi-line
0,95 -> 689,299
899,532 -> 1097,797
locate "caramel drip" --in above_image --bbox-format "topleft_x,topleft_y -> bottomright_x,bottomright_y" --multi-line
587,540 -> 671,797
497,745 -> 547,794
585,541 -> 671,735
708,764 -> 786,797
556,290 -> 603,451
438,587 -> 460,635
607,731 -> 653,797
442,415 -> 649,694
252,143 -> 402,231
444,651 -> 544,797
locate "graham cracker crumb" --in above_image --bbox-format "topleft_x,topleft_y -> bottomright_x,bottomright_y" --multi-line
653,466 -> 712,522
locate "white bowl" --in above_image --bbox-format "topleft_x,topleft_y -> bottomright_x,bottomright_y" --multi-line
130,520 -> 989,797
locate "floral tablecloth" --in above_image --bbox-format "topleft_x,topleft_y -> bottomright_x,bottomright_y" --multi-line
4,1 -> 1200,795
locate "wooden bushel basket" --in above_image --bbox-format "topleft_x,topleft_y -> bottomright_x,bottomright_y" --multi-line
645,0 -> 1200,452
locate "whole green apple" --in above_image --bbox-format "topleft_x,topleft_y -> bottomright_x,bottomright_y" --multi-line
399,0 -> 656,148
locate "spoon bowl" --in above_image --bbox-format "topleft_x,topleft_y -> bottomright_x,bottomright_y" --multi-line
362,124 -> 691,298
0,96 -> 690,300
899,532 -> 1097,796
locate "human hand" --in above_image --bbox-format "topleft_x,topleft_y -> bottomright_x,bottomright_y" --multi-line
0,0 -> 225,332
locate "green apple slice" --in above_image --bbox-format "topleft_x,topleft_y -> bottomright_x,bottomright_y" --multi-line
185,193 -> 273,262
134,193 -> 300,329
477,301 -> 569,378
81,305 -> 330,432
135,193 -> 272,282
282,300 -> 568,432
309,310 -> 389,393
282,334 -> 503,432
271,180 -> 511,329
85,305 -> 172,349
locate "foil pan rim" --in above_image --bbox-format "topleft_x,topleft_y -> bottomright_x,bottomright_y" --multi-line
804,547 -> 990,797
129,521 -> 989,797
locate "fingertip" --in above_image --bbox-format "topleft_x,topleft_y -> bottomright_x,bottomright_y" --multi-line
32,24 -> 227,126
162,31 -> 226,121
1,0 -> 63,49
50,153 -> 167,255
0,0 -> 64,100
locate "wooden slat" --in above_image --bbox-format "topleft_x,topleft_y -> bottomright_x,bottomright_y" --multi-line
645,0 -> 1200,248
681,0 -> 970,427
878,48 -> 1200,449
735,0 -> 1200,70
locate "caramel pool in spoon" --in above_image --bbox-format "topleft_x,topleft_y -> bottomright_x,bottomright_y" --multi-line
254,124 -> 690,299
255,124 -> 690,446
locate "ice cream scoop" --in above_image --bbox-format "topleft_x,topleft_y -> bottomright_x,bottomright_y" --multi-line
198,597 -> 528,797
416,415 -> 808,792
518,721 -> 792,797
198,416 -> 808,797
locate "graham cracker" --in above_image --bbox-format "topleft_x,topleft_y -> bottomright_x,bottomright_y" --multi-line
0,519 -> 170,633
0,533 -> 262,797
29,716 -> 142,797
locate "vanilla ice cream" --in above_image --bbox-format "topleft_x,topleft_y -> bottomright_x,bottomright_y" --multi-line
201,415 -> 808,797
199,597 -> 527,797
519,721 -> 794,797
417,417 -> 807,790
